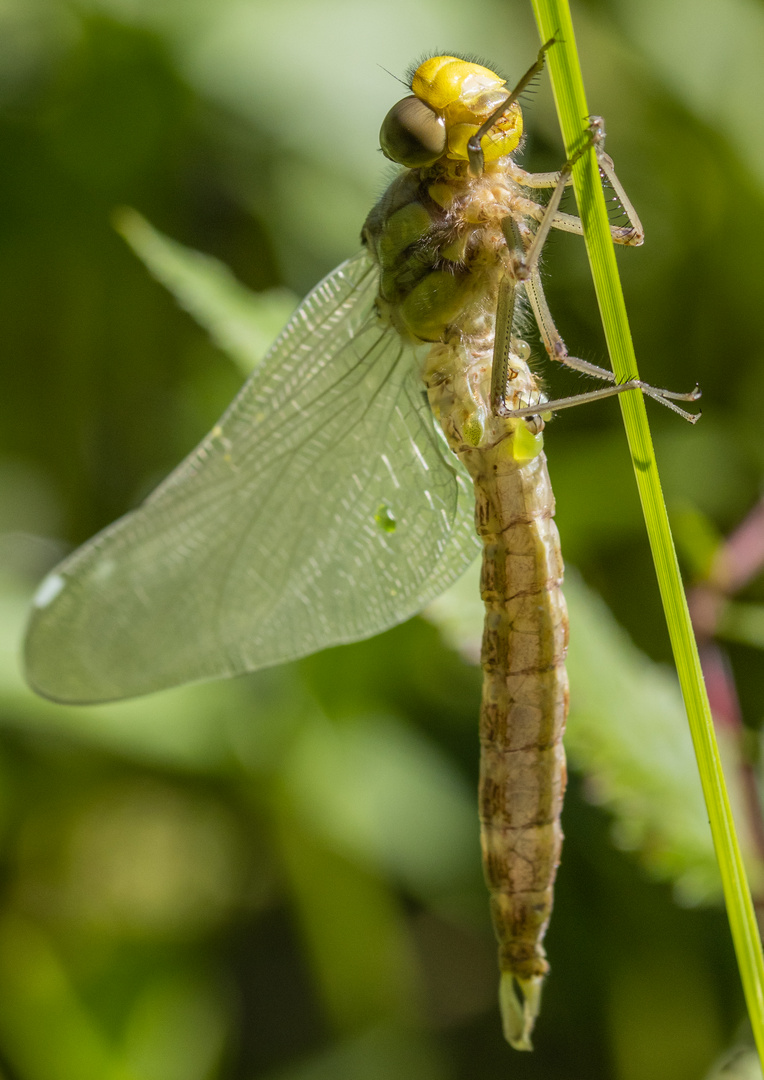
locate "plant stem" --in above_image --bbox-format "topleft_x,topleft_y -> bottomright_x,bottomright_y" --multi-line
529,0 -> 764,1062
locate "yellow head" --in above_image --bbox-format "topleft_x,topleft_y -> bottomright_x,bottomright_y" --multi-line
380,55 -> 523,170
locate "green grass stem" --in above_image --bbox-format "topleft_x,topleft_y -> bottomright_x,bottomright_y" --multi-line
529,0 -> 764,1062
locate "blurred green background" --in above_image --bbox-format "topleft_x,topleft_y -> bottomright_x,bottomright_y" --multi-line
2,0 -> 764,1077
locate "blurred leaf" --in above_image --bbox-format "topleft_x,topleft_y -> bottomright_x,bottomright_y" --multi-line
671,502 -> 723,580
610,0 -> 764,189
274,812 -> 421,1035
263,1025 -> 447,1080
50,781 -> 247,936
115,208 -> 297,377
654,422 -> 754,520
0,0 -> 72,105
608,941 -> 723,1080
705,1046 -> 763,1080
718,601 -> 764,651
280,713 -> 477,898
121,971 -> 229,1080
0,913 -> 138,1080
564,576 -> 723,902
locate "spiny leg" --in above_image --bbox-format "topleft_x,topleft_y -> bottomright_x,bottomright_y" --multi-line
540,122 -> 644,245
587,117 -> 644,245
498,266 -> 699,422
525,268 -> 620,385
507,117 -> 615,284
546,211 -> 640,244
517,115 -> 644,387
506,118 -> 644,248
510,200 -> 641,247
492,122 -> 698,421
503,380 -> 701,423
523,260 -> 699,417
490,272 -> 518,416
524,268 -> 698,400
491,130 -> 611,414
505,161 -> 569,190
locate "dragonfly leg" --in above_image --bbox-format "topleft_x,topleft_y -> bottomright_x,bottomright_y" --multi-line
522,268 -> 700,414
507,117 -> 644,247
468,37 -> 556,176
490,201 -> 620,417
544,131 -> 644,246
588,118 -> 644,246
490,216 -> 544,418
505,160 -> 570,190
490,272 -> 518,416
493,261 -> 700,421
491,141 -> 636,418
504,122 -> 611,288
493,119 -> 696,420
525,268 -> 620,384
499,379 -> 701,423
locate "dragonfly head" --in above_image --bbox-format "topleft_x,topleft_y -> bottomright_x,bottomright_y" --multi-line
380,56 -> 523,170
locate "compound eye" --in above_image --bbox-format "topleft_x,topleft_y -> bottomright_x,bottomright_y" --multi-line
380,96 -> 446,168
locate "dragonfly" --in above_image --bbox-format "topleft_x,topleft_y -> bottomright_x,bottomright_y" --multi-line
23,39 -> 699,1050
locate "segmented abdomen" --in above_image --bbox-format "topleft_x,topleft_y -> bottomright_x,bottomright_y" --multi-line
468,445 -> 569,1041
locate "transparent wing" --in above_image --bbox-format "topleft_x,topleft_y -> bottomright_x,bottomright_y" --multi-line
25,251 -> 479,704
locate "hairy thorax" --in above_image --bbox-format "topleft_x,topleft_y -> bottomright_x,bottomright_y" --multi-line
362,160 -> 526,347
363,159 -> 544,462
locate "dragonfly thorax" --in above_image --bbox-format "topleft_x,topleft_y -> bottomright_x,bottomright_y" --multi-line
363,165 -> 520,346
362,163 -> 544,459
